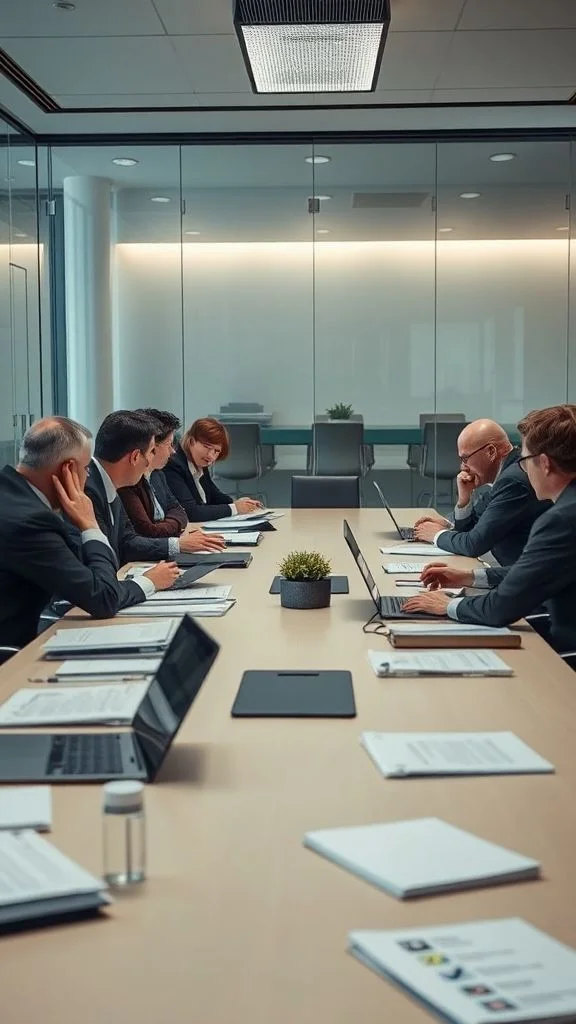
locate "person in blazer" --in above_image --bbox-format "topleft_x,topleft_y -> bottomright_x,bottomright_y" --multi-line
0,417 -> 176,649
413,419 -> 550,565
404,405 -> 576,653
164,417 -> 262,522
118,409 -> 224,551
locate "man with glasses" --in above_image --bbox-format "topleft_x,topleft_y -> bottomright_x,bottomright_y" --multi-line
413,419 -> 549,566
404,405 -> 576,654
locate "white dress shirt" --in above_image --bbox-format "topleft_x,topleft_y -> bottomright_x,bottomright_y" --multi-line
91,461 -> 155,597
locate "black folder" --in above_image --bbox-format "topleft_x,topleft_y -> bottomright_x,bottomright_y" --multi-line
231,670 -> 356,718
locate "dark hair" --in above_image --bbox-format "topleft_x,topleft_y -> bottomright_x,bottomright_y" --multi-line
518,404 -> 576,473
136,408 -> 181,443
19,416 -> 92,470
181,417 -> 229,462
95,410 -> 155,464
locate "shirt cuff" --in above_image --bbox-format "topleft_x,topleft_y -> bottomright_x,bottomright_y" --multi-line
81,528 -> 112,549
229,503 -> 237,516
454,501 -> 472,520
168,537 -> 180,557
473,568 -> 489,588
133,575 -> 156,598
447,597 -> 464,620
433,529 -> 448,545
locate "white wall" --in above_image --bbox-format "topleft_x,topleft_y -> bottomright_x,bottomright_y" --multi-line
113,239 -> 570,431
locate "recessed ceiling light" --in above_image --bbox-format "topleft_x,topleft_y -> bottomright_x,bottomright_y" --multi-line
556,226 -> 569,231
306,155 -> 331,165
150,196 -> 171,203
112,157 -> 139,167
185,230 -> 201,236
316,229 -> 330,235
17,159 -> 35,167
459,192 -> 481,199
52,1 -> 76,9
14,232 -> 28,238
489,152 -> 516,162
438,227 -> 453,233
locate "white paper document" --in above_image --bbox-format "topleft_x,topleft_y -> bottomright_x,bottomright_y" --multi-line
116,600 -> 234,618
0,682 -> 149,727
367,649 -> 513,678
384,562 -> 431,574
360,731 -> 555,777
216,509 -> 282,524
381,545 -> 458,556
0,787 -> 52,831
42,658 -> 162,681
304,818 -> 540,899
0,830 -> 105,906
146,585 -> 232,602
349,917 -> 576,1024
42,620 -> 178,656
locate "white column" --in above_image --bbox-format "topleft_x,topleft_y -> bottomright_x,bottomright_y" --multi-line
63,176 -> 113,432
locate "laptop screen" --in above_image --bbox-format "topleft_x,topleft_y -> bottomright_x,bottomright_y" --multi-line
132,615 -> 219,778
343,520 -> 382,614
373,481 -> 403,537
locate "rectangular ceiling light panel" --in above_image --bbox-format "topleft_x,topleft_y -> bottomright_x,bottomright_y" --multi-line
234,1 -> 390,93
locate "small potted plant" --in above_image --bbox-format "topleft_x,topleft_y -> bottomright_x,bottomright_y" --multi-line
278,550 -> 332,609
326,402 -> 353,420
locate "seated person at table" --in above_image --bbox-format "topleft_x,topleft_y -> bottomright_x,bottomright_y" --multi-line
86,410 -> 224,563
413,419 -> 550,565
0,417 -> 178,648
164,417 -> 262,522
118,408 -> 225,552
404,405 -> 576,653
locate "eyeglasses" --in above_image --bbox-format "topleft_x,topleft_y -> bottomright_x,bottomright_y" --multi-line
197,440 -> 221,458
518,453 -> 540,473
459,442 -> 493,464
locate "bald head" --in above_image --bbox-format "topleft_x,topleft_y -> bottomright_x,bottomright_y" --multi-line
459,419 -> 510,452
18,416 -> 92,471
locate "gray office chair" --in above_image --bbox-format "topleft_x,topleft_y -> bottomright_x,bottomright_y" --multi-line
291,475 -> 360,509
215,422 -> 275,502
407,413 -> 465,503
419,420 -> 464,507
310,421 -> 368,477
311,415 -> 373,476
0,646 -> 19,665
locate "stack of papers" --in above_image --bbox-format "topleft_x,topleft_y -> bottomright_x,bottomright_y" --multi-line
217,532 -> 262,546
360,731 -> 555,777
42,620 -> 179,659
367,649 -> 513,677
381,545 -> 458,557
0,830 -> 109,930
303,818 -> 540,898
0,787 -> 52,831
116,601 -> 234,618
146,585 -> 232,602
388,623 -> 522,649
383,562 -> 431,574
31,657 -> 161,682
394,583 -> 464,596
0,682 -> 149,727
349,918 -> 576,1024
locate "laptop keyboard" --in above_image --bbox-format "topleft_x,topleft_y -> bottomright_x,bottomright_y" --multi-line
47,734 -> 124,776
400,527 -> 415,540
380,596 -> 410,615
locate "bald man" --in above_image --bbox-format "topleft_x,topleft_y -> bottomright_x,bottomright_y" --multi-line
413,418 -> 550,565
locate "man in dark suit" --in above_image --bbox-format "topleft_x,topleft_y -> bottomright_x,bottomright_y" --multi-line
0,417 -> 180,649
413,419 -> 550,565
87,411 -> 224,563
404,405 -> 576,653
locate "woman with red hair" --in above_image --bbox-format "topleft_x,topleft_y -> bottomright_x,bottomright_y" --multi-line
164,417 -> 261,522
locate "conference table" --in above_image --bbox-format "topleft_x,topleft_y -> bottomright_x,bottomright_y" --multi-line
2,509 -> 576,1024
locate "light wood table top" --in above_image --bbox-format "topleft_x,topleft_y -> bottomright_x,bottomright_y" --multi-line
2,510 -> 576,1024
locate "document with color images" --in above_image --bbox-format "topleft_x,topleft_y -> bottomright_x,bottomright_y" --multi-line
360,731 -> 555,777
349,917 -> 576,1024
303,818 -> 539,899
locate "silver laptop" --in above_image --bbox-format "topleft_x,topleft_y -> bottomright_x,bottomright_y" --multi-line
343,520 -> 429,620
373,481 -> 415,540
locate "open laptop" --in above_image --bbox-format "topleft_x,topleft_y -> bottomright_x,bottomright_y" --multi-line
373,481 -> 415,540
0,615 -> 219,783
343,520 -> 431,620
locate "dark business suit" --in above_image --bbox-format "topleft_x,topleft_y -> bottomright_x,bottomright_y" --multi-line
0,466 -> 144,648
435,450 -> 551,565
85,461 -> 170,564
164,445 -> 233,522
454,479 -> 576,652
118,471 -> 187,539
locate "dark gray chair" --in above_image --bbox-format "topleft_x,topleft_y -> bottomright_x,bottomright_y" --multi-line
407,413 -> 465,502
215,422 -> 275,502
291,475 -> 360,509
0,646 -> 19,665
419,420 -> 464,506
310,421 -> 368,477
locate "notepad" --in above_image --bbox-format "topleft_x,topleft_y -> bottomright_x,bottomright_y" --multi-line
304,818 -> 540,899
0,787 -> 52,831
361,731 -> 555,777
116,600 -> 235,618
349,918 -> 576,1024
367,649 -> 513,678
383,562 -> 431,574
146,585 -> 232,602
42,620 -> 179,658
381,545 -> 458,556
219,532 -> 262,545
0,830 -> 109,930
0,682 -> 149,727
388,623 -> 522,649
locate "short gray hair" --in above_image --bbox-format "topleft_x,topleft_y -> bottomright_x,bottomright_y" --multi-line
18,416 -> 92,470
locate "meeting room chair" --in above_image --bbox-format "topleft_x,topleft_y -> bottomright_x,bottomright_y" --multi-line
310,420 -> 369,478
215,422 -> 275,503
418,420 -> 464,507
0,646 -> 19,665
407,413 -> 465,503
291,475 -> 361,509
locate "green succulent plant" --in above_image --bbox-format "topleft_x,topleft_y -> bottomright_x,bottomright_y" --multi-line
279,550 -> 332,581
326,402 -> 353,420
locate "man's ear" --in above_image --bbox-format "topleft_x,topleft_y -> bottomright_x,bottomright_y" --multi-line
128,449 -> 140,467
540,453 -> 552,476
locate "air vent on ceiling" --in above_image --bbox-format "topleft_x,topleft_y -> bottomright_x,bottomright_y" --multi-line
352,192 -> 430,209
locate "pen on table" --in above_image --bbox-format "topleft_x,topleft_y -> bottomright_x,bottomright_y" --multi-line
27,673 -> 150,684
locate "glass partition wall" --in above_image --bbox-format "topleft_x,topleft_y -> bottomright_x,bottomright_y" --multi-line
37,137 -> 576,508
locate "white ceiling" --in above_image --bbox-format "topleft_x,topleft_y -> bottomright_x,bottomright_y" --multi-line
0,0 -> 575,134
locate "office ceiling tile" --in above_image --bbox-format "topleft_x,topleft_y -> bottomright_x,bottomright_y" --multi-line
437,30 -> 576,89
152,0 -> 234,34
2,36 -> 193,95
390,0 -> 465,31
0,0 -> 164,37
170,35 -> 251,93
459,0 -> 576,31
377,32 -> 454,90
432,87 -> 573,103
55,93 -> 202,109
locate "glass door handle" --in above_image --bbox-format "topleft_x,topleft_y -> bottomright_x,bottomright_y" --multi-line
21,413 -> 27,435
